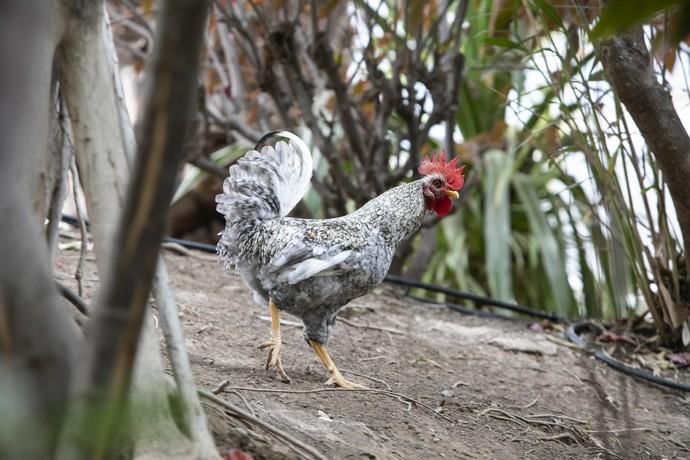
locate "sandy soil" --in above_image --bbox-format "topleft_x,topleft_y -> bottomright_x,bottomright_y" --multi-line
54,246 -> 690,460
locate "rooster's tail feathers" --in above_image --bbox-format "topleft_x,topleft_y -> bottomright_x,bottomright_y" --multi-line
215,131 -> 313,267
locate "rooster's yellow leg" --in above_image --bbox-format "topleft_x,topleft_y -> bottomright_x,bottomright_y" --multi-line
257,299 -> 291,383
308,341 -> 366,389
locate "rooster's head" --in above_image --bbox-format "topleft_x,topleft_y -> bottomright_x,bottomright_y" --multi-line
419,152 -> 465,217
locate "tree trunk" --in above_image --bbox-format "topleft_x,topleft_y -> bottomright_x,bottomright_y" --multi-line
58,4 -> 191,456
598,29 -> 690,342
45,92 -> 71,261
153,262 -> 220,459
0,1 -> 79,458
58,3 -> 219,458
57,1 -> 211,457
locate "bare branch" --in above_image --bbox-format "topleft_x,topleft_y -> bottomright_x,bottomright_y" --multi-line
58,0 -> 211,457
0,2 -> 78,457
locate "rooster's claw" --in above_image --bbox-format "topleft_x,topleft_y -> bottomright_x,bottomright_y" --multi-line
325,372 -> 367,389
258,339 -> 291,383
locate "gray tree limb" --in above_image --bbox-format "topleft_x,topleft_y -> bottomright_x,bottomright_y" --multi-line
108,7 -> 220,458
57,3 -> 194,458
0,1 -> 78,458
58,3 -> 219,458
153,263 -> 220,459
57,0 -> 210,457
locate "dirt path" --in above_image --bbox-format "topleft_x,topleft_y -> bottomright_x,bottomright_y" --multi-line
54,247 -> 690,459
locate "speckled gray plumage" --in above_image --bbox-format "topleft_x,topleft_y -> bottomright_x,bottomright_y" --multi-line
217,134 -> 438,345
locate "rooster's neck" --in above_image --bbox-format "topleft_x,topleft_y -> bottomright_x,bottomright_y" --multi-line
351,181 -> 427,246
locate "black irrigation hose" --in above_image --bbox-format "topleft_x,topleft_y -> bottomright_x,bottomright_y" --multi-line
409,294 -> 523,321
62,214 -> 220,253
566,321 -> 690,393
384,274 -> 564,322
60,214 -> 87,229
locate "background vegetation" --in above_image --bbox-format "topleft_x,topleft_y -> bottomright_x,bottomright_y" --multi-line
0,0 -> 688,457
116,0 -> 690,342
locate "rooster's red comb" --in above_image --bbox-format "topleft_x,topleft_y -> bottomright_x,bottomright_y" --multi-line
418,152 -> 465,191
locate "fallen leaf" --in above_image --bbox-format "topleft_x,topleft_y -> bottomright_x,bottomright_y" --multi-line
596,331 -> 637,346
223,449 -> 254,460
410,357 -> 444,368
528,322 -> 544,332
317,409 -> 333,422
668,352 -> 690,368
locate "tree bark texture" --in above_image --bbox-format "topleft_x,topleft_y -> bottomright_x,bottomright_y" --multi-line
598,29 -> 690,336
153,262 -> 220,459
58,3 -> 131,264
57,4 -> 218,458
58,4 -> 187,457
0,1 -> 79,458
58,0 -> 210,457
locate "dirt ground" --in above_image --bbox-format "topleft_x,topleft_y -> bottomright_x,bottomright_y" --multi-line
54,245 -> 690,460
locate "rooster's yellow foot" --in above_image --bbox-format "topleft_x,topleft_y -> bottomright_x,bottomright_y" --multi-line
258,339 -> 291,383
259,299 -> 291,383
325,370 -> 367,389
308,340 -> 367,389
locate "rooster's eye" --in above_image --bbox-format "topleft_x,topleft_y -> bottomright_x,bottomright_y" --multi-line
432,178 -> 443,188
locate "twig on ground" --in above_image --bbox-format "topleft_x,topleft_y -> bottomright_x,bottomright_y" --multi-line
215,385 -> 454,423
228,389 -> 255,417
410,357 -> 443,368
537,433 -> 580,444
69,156 -> 88,297
521,396 -> 540,410
478,406 -> 624,458
483,411 -> 528,428
341,369 -> 392,391
526,413 -> 588,425
56,280 -> 89,317
667,436 -> 690,452
479,407 -> 588,430
212,379 -> 230,394
198,389 -> 329,460
564,368 -> 584,385
584,427 -> 652,434
359,355 -> 388,362
545,334 -> 586,352
256,315 -> 303,328
338,317 -> 406,335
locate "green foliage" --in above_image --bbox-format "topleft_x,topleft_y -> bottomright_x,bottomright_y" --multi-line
184,0 -> 687,328
590,0 -> 686,40
414,0 -> 686,326
483,149 -> 513,302
512,173 -> 573,317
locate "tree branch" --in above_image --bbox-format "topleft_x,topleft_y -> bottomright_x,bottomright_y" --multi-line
58,0 -> 210,457
0,1 -> 78,457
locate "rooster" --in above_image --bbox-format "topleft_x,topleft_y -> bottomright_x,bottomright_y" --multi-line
216,131 -> 464,388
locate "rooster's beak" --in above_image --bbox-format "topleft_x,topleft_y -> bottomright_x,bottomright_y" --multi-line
444,190 -> 459,199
